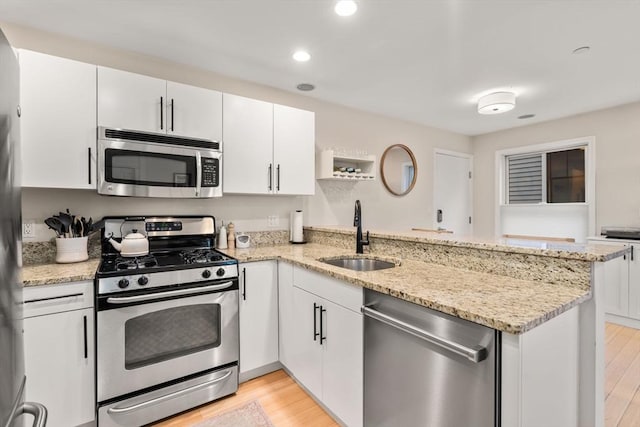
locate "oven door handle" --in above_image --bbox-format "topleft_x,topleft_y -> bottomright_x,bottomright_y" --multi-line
106,281 -> 234,304
106,369 -> 233,415
195,151 -> 202,197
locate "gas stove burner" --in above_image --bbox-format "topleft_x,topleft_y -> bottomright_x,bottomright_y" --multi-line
115,256 -> 158,271
182,249 -> 225,264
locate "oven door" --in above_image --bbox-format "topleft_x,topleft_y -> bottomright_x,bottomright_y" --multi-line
97,280 -> 238,402
98,137 -> 222,198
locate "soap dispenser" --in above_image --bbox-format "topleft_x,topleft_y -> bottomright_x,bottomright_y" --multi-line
217,221 -> 228,249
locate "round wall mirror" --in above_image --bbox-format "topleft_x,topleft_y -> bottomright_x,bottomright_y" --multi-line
380,144 -> 417,196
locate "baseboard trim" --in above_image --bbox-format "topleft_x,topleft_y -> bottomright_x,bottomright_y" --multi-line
239,362 -> 282,383
606,313 -> 640,329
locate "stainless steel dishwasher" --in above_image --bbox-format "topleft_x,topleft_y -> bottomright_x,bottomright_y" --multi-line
363,289 -> 500,427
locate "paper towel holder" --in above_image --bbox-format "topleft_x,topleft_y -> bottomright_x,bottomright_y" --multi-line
290,209 -> 307,244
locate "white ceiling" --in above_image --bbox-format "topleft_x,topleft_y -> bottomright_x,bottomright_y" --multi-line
1,0 -> 639,136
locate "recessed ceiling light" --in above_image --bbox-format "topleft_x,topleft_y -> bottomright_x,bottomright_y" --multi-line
293,51 -> 311,62
297,83 -> 315,91
477,92 -> 516,115
572,46 -> 591,55
335,0 -> 358,17
518,114 -> 536,119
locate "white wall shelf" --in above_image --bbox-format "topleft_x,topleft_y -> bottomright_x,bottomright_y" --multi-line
317,149 -> 377,181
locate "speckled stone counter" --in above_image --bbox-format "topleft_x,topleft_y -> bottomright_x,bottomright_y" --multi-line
222,243 -> 593,334
21,259 -> 100,286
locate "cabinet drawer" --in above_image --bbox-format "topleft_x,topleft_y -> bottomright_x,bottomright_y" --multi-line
293,267 -> 362,313
23,281 -> 94,318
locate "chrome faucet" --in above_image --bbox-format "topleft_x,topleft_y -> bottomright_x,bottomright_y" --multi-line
354,200 -> 370,254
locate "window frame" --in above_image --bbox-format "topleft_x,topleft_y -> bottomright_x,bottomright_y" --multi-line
495,136 -> 596,236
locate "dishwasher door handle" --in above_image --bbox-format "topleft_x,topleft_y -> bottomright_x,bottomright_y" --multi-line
362,305 -> 488,363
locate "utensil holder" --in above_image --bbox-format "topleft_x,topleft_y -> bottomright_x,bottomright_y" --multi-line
55,236 -> 89,263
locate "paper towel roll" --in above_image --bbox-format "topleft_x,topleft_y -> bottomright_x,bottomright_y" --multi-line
291,210 -> 304,243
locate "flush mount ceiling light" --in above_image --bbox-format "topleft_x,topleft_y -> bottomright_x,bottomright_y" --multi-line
293,50 -> 311,62
335,0 -> 358,17
477,91 -> 516,115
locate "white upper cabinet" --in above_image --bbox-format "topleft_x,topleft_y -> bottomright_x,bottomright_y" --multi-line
97,67 -> 166,134
223,93 -> 274,194
20,50 -> 97,189
166,81 -> 222,141
223,93 -> 315,195
273,104 -> 315,195
98,67 -> 222,141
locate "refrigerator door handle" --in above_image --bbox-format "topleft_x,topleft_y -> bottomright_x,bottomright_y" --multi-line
17,402 -> 48,427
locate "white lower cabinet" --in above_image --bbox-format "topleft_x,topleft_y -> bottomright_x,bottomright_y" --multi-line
22,281 -> 95,427
287,266 -> 363,427
239,261 -> 279,381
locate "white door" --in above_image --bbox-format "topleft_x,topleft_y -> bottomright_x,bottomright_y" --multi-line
322,299 -> 363,427
628,244 -> 640,320
273,104 -> 315,195
239,261 -> 279,376
290,287 -> 323,398
222,93 -> 273,194
434,151 -> 472,235
20,50 -> 96,189
166,81 -> 222,142
97,67 -> 166,133
24,308 -> 95,427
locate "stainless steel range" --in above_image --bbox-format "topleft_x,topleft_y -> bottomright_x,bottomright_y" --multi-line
95,216 -> 239,427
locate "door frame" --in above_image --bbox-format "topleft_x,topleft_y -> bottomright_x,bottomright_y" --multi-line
433,149 -> 474,235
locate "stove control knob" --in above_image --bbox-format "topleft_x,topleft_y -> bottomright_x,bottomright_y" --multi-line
138,276 -> 148,286
216,268 -> 226,277
202,269 -> 212,279
118,278 -> 129,289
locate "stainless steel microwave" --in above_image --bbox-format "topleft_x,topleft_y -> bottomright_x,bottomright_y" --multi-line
97,127 -> 222,198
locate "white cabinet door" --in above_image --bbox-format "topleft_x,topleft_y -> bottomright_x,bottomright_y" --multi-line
278,261 -> 295,369
166,81 -> 222,142
222,93 -> 274,194
628,244 -> 640,320
322,299 -> 363,427
20,50 -> 96,189
97,67 -> 166,133
239,261 -> 279,376
291,286 -> 323,398
603,247 -> 630,316
23,308 -> 95,427
273,104 -> 315,195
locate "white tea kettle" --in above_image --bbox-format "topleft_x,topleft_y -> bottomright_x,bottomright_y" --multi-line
108,229 -> 149,257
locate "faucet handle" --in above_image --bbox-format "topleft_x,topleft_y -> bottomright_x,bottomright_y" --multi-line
363,230 -> 370,245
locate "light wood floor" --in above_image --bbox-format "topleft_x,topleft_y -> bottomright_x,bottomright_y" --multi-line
153,369 -> 338,427
155,322 -> 640,427
605,322 -> 640,427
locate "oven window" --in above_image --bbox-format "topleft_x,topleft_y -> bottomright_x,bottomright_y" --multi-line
124,304 -> 221,370
105,148 -> 197,187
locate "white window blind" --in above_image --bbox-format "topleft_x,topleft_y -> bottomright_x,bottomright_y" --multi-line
507,154 -> 543,204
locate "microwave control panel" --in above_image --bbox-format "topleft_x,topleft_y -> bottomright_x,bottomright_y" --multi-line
201,158 -> 219,187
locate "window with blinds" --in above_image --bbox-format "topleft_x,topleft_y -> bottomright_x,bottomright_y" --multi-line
507,153 -> 543,204
505,147 -> 586,204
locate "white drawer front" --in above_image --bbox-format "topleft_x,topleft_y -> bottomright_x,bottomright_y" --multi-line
293,266 -> 362,313
23,281 -> 94,318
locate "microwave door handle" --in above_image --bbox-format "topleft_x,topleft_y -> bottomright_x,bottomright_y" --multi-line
195,152 -> 202,197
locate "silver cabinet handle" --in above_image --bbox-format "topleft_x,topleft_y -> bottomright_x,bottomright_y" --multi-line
18,402 -> 48,427
107,369 -> 233,415
362,305 -> 488,363
106,281 -> 234,304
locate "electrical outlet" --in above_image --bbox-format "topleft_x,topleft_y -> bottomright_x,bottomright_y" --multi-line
267,215 -> 279,227
22,221 -> 35,238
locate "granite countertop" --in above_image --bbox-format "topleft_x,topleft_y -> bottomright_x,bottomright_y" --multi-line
221,243 -> 591,334
306,226 -> 628,262
21,259 -> 100,286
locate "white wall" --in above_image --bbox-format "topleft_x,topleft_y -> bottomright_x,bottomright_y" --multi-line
472,101 -> 640,238
2,23 -> 472,241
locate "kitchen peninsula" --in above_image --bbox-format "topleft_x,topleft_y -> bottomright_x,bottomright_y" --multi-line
21,227 -> 626,427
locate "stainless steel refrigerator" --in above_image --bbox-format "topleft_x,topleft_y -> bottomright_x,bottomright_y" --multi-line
0,27 -> 47,427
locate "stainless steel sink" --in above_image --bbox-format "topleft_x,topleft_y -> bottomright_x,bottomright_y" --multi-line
320,257 -> 396,271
